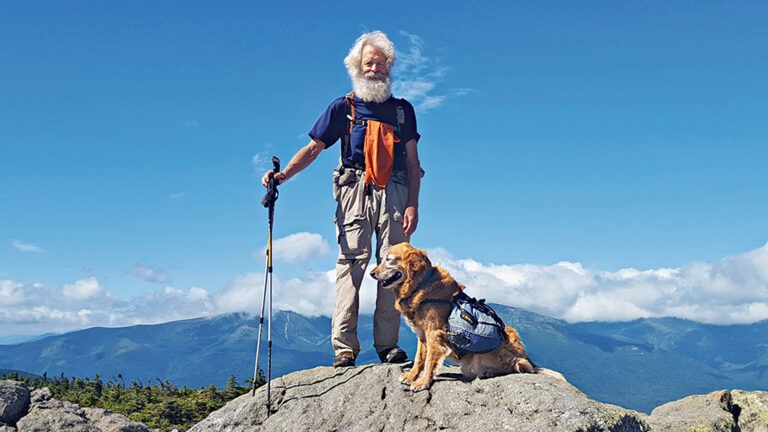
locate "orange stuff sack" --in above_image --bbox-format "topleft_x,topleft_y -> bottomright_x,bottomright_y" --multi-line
364,120 -> 399,187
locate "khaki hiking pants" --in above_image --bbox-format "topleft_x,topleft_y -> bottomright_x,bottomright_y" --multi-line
331,169 -> 410,357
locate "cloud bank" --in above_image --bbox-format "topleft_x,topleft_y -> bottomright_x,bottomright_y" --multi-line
428,243 -> 768,324
2,236 -> 767,338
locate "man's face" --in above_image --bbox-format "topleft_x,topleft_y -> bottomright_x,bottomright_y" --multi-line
361,44 -> 388,80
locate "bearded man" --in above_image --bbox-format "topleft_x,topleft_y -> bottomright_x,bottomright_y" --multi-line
261,31 -> 422,368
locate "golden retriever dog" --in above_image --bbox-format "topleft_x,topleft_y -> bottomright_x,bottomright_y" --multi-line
371,242 -> 564,391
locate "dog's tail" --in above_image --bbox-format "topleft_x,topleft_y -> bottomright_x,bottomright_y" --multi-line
534,367 -> 568,383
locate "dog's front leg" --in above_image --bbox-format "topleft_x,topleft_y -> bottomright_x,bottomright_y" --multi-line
410,330 -> 449,392
400,338 -> 426,384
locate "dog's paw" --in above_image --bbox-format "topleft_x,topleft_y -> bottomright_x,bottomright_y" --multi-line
399,372 -> 416,384
409,379 -> 431,392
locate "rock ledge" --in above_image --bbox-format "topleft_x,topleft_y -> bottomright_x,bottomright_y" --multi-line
189,364 -> 768,432
0,379 -> 151,432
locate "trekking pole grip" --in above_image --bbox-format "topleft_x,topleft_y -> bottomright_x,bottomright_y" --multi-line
261,156 -> 281,208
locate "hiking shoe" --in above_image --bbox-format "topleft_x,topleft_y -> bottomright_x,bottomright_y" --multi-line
378,347 -> 408,364
333,352 -> 355,368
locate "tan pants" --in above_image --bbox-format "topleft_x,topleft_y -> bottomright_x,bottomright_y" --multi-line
331,169 -> 410,357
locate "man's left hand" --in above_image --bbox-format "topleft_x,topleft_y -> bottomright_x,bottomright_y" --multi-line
403,206 -> 419,236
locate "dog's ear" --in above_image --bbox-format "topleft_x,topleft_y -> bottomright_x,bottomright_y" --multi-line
403,248 -> 429,279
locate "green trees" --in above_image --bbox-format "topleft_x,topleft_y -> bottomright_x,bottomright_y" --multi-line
1,371 -> 265,432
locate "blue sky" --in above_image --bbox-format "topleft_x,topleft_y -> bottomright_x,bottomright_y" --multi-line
1,1 -> 767,338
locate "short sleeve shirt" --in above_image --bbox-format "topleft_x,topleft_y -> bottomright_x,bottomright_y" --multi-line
309,95 -> 420,171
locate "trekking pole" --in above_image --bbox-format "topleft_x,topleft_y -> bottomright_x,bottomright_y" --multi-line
252,156 -> 280,416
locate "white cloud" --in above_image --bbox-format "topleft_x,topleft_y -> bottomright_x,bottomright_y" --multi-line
0,279 -> 208,335
131,265 -> 171,284
252,148 -> 275,174
274,270 -> 342,317
11,240 -> 44,253
252,153 -> 267,171
392,31 -> 471,113
215,265 -> 374,318
396,31 -> 427,75
425,242 -> 768,325
258,232 -> 331,263
188,286 -> 209,301
164,286 -> 183,295
416,95 -> 447,112
0,280 -> 28,305
0,306 -> 82,325
215,273 -> 264,315
116,286 -> 215,325
62,277 -> 106,300
392,80 -> 434,101
0,279 -> 113,333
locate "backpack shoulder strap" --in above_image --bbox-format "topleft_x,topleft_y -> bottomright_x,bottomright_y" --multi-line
395,98 -> 405,138
345,91 -> 356,121
342,92 -> 356,162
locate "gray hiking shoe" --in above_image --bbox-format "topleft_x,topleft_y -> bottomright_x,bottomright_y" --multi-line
378,347 -> 408,364
333,352 -> 355,368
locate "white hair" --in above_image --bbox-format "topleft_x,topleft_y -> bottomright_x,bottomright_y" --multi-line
344,31 -> 396,77
344,31 -> 396,103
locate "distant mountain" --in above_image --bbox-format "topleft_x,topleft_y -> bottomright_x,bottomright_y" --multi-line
494,306 -> 767,411
0,313 -> 332,389
572,317 -> 768,375
0,368 -> 40,379
0,333 -> 58,345
0,308 -> 765,412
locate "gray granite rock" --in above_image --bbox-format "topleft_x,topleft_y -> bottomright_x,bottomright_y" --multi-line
733,390 -> 768,432
0,381 -> 29,426
0,382 -> 154,432
16,398 -> 98,432
28,388 -> 51,405
647,389 -> 738,432
82,407 -> 152,432
15,395 -> 153,432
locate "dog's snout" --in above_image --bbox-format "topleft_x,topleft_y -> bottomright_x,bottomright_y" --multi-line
369,267 -> 378,279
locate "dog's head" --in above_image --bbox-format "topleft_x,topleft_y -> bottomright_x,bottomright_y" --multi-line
370,242 -> 433,297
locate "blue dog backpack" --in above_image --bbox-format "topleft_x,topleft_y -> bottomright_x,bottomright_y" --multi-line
445,293 -> 506,357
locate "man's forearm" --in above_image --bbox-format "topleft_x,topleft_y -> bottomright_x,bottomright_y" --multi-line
282,139 -> 325,181
406,161 -> 421,208
403,138 -> 421,208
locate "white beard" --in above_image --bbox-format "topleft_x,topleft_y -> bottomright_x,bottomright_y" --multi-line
351,71 -> 392,103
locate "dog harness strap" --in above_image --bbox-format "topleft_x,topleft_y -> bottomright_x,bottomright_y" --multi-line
414,267 -> 438,292
399,267 -> 441,310
419,298 -> 452,307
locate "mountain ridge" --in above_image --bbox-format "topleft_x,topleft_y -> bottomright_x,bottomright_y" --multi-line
1,307 -> 766,412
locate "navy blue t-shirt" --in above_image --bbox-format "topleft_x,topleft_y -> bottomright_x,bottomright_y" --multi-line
309,95 -> 420,171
